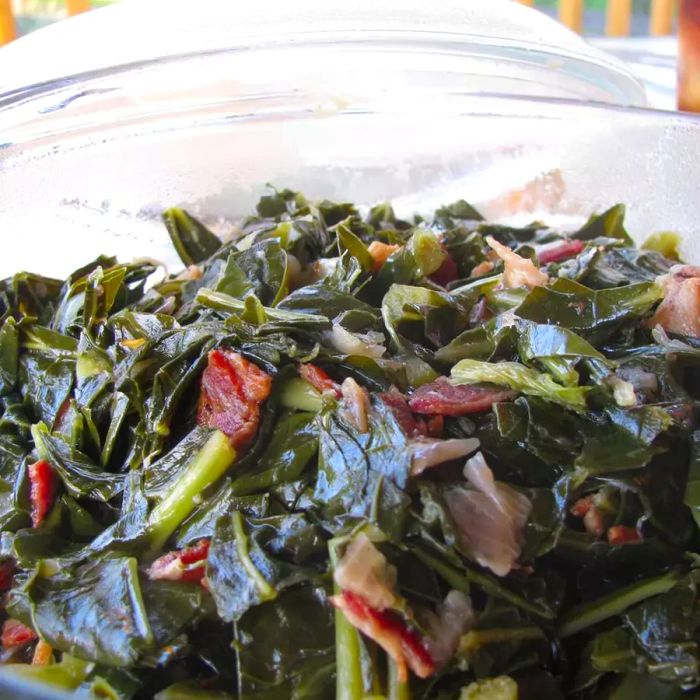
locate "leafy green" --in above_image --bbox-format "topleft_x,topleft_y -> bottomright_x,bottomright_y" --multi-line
451,358 -> 589,411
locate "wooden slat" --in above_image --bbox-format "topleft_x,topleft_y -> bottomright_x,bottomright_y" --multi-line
605,0 -> 632,36
650,0 -> 676,35
66,0 -> 91,15
559,0 -> 584,33
0,0 -> 16,45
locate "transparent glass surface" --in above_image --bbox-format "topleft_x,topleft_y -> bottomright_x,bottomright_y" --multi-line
0,51 -> 697,278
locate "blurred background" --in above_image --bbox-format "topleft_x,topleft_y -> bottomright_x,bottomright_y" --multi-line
0,0 -> 697,112
0,0 -> 681,41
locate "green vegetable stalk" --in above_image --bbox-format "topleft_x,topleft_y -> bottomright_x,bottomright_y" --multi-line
147,429 -> 236,550
559,571 -> 682,639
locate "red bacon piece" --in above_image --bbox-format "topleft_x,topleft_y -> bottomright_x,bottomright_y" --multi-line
537,239 -> 585,265
408,378 -> 516,416
2,619 -> 37,649
330,591 -> 435,682
298,363 -> 341,398
379,388 -> 444,438
429,256 -> 459,287
607,525 -> 642,545
0,559 -> 16,593
197,349 -> 272,449
28,459 -> 58,528
148,539 -> 210,584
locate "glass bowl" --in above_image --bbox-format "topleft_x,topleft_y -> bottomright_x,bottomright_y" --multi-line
0,0 -> 646,103
0,48 -> 697,280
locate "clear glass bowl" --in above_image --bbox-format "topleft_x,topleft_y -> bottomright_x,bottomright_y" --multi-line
0,48 -> 697,279
0,0 -> 645,103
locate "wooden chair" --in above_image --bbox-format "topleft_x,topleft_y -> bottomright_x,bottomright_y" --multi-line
518,0 -> 676,36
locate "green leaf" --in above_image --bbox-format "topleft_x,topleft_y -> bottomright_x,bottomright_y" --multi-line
642,230 -> 682,261
450,359 -> 589,411
231,411 -> 318,495
207,512 -> 326,622
163,208 -> 222,265
573,203 -> 633,245
234,586 -> 335,699
312,399 -> 412,541
28,556 -> 154,666
337,222 -> 374,273
515,278 -> 663,343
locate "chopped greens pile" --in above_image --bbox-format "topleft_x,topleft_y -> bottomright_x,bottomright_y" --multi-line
0,189 -> 699,700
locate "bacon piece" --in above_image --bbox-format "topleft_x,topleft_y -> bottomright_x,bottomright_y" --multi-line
425,415 -> 444,438
536,239 -> 585,265
32,640 -> 53,666
570,496 -> 593,518
197,349 -> 272,449
470,261 -> 495,278
379,387 -> 423,437
368,241 -> 401,272
607,525 -> 641,545
583,507 -> 606,538
429,256 -> 459,287
148,539 -> 210,584
485,236 -> 548,290
334,533 -> 397,610
330,591 -> 435,682
2,619 -> 37,649
423,590 -> 474,669
0,559 -> 16,593
408,377 -> 516,416
444,452 -> 532,576
410,438 -> 480,476
649,265 -> 700,337
28,459 -> 59,528
340,377 -> 370,433
298,363 -> 341,398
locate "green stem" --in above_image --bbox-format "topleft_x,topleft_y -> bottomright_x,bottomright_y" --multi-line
558,571 -> 682,639
388,659 -> 411,700
232,511 -> 276,602
279,377 -> 323,412
413,546 -> 555,620
147,429 -> 236,551
458,626 -> 545,655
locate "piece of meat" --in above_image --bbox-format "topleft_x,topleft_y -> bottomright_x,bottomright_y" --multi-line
330,591 -> 435,682
485,236 -> 548,289
422,590 -> 474,669
340,377 -> 371,433
583,506 -> 606,538
334,533 -> 397,610
607,525 -> 642,545
379,387 -> 424,437
368,241 -> 401,272
197,349 -> 272,449
147,539 -> 210,585
28,459 -> 59,528
31,640 -> 53,666
2,619 -> 37,649
409,437 -> 480,476
408,377 -> 516,416
444,452 -> 531,576
536,239 -> 585,265
470,261 -> 495,278
0,559 -> 16,593
429,255 -> 459,287
649,265 -> 700,337
298,363 -> 341,398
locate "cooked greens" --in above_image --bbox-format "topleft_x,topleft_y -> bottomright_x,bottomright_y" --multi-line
0,189 -> 699,700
